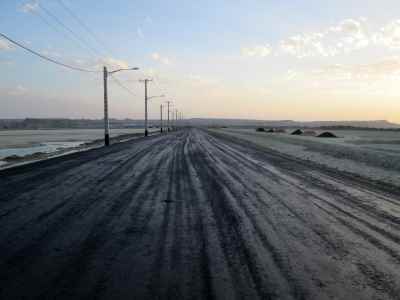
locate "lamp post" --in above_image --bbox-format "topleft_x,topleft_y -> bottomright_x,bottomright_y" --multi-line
165,101 -> 173,132
160,104 -> 163,133
103,66 -> 139,146
144,94 -> 165,136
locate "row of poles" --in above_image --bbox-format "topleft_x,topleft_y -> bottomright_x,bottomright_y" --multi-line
103,66 -> 183,146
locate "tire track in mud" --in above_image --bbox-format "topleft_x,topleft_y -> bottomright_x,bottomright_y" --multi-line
189,130 -> 303,299
204,129 -> 400,299
203,131 -> 400,250
0,135 -> 165,221
0,136 -> 166,262
1,128 -> 400,300
193,131 -> 310,300
0,134 -> 180,299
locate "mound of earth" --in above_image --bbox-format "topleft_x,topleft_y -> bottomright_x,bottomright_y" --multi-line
256,127 -> 265,132
291,129 -> 303,135
317,131 -> 337,138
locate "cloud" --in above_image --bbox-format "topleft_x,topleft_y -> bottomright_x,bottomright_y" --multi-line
241,45 -> 272,57
280,33 -> 337,58
309,57 -> 400,83
20,1 -> 39,13
241,17 -> 400,59
0,38 -> 13,51
98,57 -> 130,69
279,18 -> 369,58
137,27 -> 144,39
286,70 -> 298,80
374,20 -> 400,49
151,52 -> 171,65
41,49 -> 62,58
7,85 -> 28,96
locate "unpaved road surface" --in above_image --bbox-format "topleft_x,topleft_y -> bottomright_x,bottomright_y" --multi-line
1,128 -> 399,300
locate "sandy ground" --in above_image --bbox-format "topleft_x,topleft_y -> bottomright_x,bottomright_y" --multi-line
214,128 -> 400,188
0,128 -> 399,299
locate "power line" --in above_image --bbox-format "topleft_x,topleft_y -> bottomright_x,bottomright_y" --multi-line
110,74 -> 136,96
51,0 -> 140,95
55,0 -> 114,58
15,3 -> 138,96
27,6 -> 93,61
0,32 -> 99,73
37,2 -> 104,60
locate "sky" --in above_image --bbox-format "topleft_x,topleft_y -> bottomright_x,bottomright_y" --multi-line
1,0 -> 400,122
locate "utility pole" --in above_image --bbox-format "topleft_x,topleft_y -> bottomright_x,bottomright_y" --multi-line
139,79 -> 153,136
103,66 -> 139,146
166,101 -> 171,132
175,109 -> 178,130
160,104 -> 163,133
103,66 -> 110,146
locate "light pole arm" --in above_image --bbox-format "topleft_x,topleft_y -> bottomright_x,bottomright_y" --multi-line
148,94 -> 165,100
108,67 -> 139,75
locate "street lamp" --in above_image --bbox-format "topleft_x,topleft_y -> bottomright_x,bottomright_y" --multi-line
165,101 -> 173,132
103,66 -> 139,146
145,94 -> 165,136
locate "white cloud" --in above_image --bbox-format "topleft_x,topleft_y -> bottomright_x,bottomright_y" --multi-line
151,52 -> 160,60
312,57 -> 400,81
286,69 -> 298,80
279,18 -> 369,58
20,1 -> 39,13
0,38 -> 13,51
98,57 -> 130,69
41,50 -> 62,58
137,27 -> 144,39
241,45 -> 272,57
8,85 -> 28,96
151,52 -> 171,65
374,20 -> 400,49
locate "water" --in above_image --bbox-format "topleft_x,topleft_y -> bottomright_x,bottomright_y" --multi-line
0,128 -> 147,160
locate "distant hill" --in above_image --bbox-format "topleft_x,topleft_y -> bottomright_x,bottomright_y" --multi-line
0,118 -> 146,130
1,118 -> 399,130
186,118 -> 400,129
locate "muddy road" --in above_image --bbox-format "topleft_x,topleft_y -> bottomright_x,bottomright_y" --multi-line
0,128 -> 399,299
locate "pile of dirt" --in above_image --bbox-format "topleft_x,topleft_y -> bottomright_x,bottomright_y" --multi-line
317,131 -> 338,138
266,128 -> 275,133
256,127 -> 265,132
274,128 -> 286,133
291,129 -> 303,135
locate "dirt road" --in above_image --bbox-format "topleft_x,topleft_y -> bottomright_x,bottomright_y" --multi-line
1,128 -> 399,299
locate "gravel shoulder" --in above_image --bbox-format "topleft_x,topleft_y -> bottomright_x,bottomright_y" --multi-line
0,128 -> 399,299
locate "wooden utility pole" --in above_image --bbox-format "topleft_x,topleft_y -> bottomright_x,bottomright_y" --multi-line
103,66 -> 110,146
103,66 -> 139,146
139,79 -> 153,136
166,101 -> 172,132
175,109 -> 178,130
160,104 -> 163,133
